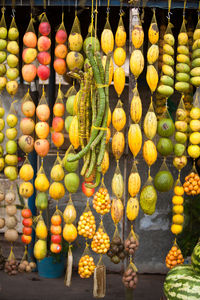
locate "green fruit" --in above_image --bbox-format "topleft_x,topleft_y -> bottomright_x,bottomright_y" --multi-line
162,65 -> 174,77
5,154 -> 18,166
0,64 -> 6,76
177,54 -> 190,64
175,82 -> 190,93
176,63 -> 190,73
7,41 -> 19,55
192,48 -> 200,59
163,54 -> 174,66
192,58 -> 200,68
160,75 -> 174,87
7,54 -> 19,68
0,119 -> 5,131
64,173 -> 80,193
191,242 -> 200,274
157,85 -> 174,97
0,107 -> 5,118
63,153 -> 79,172
177,45 -> 189,55
0,39 -> 7,50
157,118 -> 175,137
18,135 -> 34,153
0,27 -> 7,39
6,68 -> 19,80
34,239 -> 47,260
157,137 -> 173,156
65,116 -> 73,133
66,95 -> 75,115
163,44 -> 174,55
6,128 -> 17,140
191,67 -> 200,77
83,36 -> 100,54
176,72 -> 190,82
8,28 -> 19,41
4,166 -> 18,181
0,157 -> 4,171
174,144 -> 185,157
36,192 -> 48,211
140,185 -> 157,215
191,76 -> 200,87
154,170 -> 174,192
0,51 -> 6,63
6,114 -> 18,128
0,145 -> 3,157
6,140 -> 17,154
0,132 -> 4,143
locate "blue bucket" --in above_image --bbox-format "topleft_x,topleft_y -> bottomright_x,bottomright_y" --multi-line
37,256 -> 66,278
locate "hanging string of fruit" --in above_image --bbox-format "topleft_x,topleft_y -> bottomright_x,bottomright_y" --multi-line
0,100 -> 5,172
0,8 -> 7,93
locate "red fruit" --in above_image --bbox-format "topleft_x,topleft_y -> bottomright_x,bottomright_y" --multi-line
55,29 -> 67,44
39,22 -> 51,36
23,32 -> 37,48
53,58 -> 66,75
34,139 -> 50,157
37,51 -> 51,65
22,64 -> 37,83
22,218 -> 33,227
50,243 -> 62,254
82,182 -> 95,197
52,132 -> 64,148
38,36 -> 51,52
21,208 -> 32,218
53,103 -> 65,117
21,234 -> 32,245
50,225 -> 62,235
37,65 -> 50,81
52,117 -> 64,132
51,215 -> 62,226
55,44 -> 67,59
23,226 -> 32,235
51,234 -> 62,244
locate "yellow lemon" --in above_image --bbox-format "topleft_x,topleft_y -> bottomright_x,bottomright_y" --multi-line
173,205 -> 184,214
188,144 -> 200,159
172,196 -> 184,205
190,107 -> 200,120
171,224 -> 183,235
172,214 -> 184,225
35,173 -> 49,192
49,182 -> 65,200
19,164 -> 34,181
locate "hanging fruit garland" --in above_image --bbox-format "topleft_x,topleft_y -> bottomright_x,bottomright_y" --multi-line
0,8 -> 7,93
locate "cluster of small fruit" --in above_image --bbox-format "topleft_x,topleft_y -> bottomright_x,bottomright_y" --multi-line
166,244 -> 184,269
122,264 -> 138,289
4,105 -> 18,181
37,19 -> 51,82
188,107 -> 200,160
0,188 -> 5,229
51,93 -> 65,149
21,208 -> 33,245
0,105 -> 5,172
22,23 -> 38,83
0,22 -> 8,92
78,209 -> 96,239
50,214 -> 62,254
4,259 -> 19,276
4,191 -> 18,244
183,171 -> 200,196
54,25 -> 67,76
78,254 -> 95,279
107,235 -> 126,264
171,184 -> 184,235
124,234 -> 139,256
93,187 -> 111,215
18,260 -> 36,273
91,226 -> 110,254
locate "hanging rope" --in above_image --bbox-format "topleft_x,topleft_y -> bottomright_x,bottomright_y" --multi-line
43,0 -> 46,10
183,0 -> 187,19
106,0 -> 110,21
167,0 -> 172,22
75,0 -> 78,17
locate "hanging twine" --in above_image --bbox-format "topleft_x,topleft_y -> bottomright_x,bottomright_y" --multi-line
167,0 -> 172,22
183,0 -> 187,19
106,0 -> 110,21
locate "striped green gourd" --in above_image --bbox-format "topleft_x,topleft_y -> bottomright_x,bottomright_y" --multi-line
191,241 -> 200,274
164,265 -> 200,300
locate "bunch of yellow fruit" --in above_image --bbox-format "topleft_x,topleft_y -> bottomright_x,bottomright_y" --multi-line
78,210 -> 96,239
93,187 -> 111,215
78,255 -> 95,278
171,185 -> 184,235
91,227 -> 110,254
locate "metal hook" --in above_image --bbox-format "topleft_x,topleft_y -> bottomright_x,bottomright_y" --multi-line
166,11 -> 172,20
11,8 -> 16,18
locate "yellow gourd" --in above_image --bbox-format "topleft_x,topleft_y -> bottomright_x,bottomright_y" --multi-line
132,24 -> 144,49
114,67 -> 125,97
112,131 -> 125,160
143,140 -> 157,166
111,198 -> 124,224
128,124 -> 142,157
112,106 -> 126,131
128,172 -> 141,197
130,50 -> 144,79
126,197 -> 139,221
130,89 -> 142,123
69,116 -> 79,149
101,28 -> 114,54
146,65 -> 158,93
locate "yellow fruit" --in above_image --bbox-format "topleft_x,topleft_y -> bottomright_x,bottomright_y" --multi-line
112,131 -> 125,160
128,172 -> 141,197
115,25 -> 126,47
112,172 -> 124,199
190,119 -> 200,131
190,107 -> 200,120
173,205 -> 184,214
130,50 -> 144,79
106,127 -> 111,144
63,204 -> 76,224
63,223 -> 77,243
91,227 -> 110,254
113,47 -> 126,67
163,44 -> 174,55
132,24 -> 144,49
147,44 -> 159,64
171,224 -> 183,235
111,198 -> 124,224
102,56 -> 114,85
193,28 -> 200,40
35,173 -> 50,192
172,214 -> 184,225
19,164 -> 34,181
130,89 -> 142,124
164,33 -> 175,46
188,144 -> 200,159
36,219 -> 48,239
49,182 -> 65,200
148,22 -> 159,44
50,164 -> 64,182
189,132 -> 200,145
107,107 -> 111,127
73,91 -> 79,115
174,186 -> 184,196
101,150 -> 109,175
78,210 -> 96,239
143,140 -> 157,166
112,106 -> 126,131
101,28 -> 114,54
19,182 -> 34,198
146,65 -> 158,92
93,187 -> 111,215
178,32 -> 188,45
78,255 -> 95,279
143,109 -> 157,140
114,67 -> 125,97
172,196 -> 184,205
69,116 -> 79,149
68,32 -> 83,51
128,124 -> 142,158
126,197 -> 139,221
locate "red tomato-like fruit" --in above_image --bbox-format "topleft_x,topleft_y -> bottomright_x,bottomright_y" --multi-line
22,218 -> 33,227
39,22 -> 51,36
21,234 -> 32,245
51,234 -> 62,244
21,208 -> 32,218
51,215 -> 62,226
50,243 -> 62,254
23,226 -> 32,235
82,182 -> 95,197
50,225 -> 62,235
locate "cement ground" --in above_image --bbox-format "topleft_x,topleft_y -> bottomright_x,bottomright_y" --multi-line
0,271 -> 166,300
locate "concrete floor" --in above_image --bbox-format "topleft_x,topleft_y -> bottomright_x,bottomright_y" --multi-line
0,271 -> 166,300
